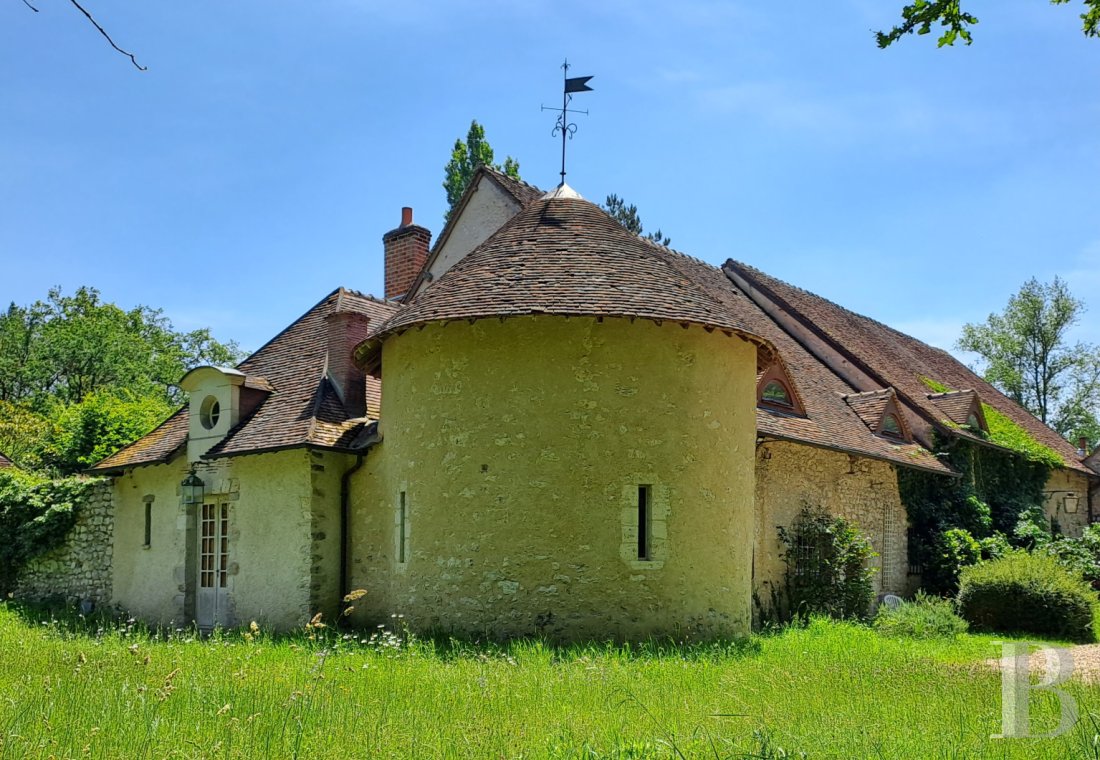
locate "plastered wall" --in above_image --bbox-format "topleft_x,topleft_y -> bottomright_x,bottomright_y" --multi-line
753,441 -> 908,617
348,316 -> 759,641
109,449 -> 325,630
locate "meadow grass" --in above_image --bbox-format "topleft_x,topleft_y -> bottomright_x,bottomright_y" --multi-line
1,604 -> 1099,758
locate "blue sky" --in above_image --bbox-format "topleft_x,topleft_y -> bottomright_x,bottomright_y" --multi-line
2,0 -> 1098,356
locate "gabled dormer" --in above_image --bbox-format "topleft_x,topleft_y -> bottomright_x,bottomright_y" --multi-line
756,358 -> 806,416
180,366 -> 273,461
843,388 -> 912,443
927,389 -> 988,434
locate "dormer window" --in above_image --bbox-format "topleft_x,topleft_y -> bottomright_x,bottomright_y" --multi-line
880,413 -> 903,439
843,388 -> 912,443
761,380 -> 793,408
756,360 -> 805,416
926,389 -> 988,434
180,366 -> 274,462
199,396 -> 221,430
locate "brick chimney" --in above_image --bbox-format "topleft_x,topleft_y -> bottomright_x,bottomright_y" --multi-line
1080,436 -> 1090,457
384,207 -> 431,301
325,299 -> 372,418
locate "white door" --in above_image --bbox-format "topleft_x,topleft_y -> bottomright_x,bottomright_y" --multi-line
197,501 -> 230,630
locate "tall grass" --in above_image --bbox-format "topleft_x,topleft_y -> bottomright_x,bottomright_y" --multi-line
0,603 -> 1098,758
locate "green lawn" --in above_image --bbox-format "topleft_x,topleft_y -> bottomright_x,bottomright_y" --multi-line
0,604 -> 1098,758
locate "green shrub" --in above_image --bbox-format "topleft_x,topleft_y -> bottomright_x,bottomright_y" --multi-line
922,528 -> 982,593
873,592 -> 968,639
1040,524 -> 1100,591
0,470 -> 95,591
957,551 -> 1098,642
777,506 -> 877,621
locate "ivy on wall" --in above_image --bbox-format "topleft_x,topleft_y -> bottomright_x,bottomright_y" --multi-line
899,434 -> 1050,593
0,470 -> 96,591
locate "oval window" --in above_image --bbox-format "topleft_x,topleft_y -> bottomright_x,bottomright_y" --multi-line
199,395 -> 221,430
967,412 -> 981,430
881,413 -> 903,438
761,380 -> 792,407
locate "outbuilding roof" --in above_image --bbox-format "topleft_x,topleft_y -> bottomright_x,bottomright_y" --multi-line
725,260 -> 1092,474
89,288 -> 396,473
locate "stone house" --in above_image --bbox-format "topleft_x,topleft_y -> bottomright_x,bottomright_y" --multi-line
42,167 -> 1096,639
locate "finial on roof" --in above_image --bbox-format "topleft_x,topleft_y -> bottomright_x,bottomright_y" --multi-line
541,59 -> 593,186
541,183 -> 583,200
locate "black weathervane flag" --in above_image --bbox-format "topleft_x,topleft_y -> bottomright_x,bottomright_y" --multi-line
544,60 -> 593,184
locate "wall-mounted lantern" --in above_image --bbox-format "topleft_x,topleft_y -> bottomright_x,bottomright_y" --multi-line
181,471 -> 205,505
1064,493 -> 1080,514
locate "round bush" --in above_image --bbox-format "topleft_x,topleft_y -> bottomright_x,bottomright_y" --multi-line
957,551 -> 1098,642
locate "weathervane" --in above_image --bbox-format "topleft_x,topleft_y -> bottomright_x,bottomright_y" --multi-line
541,59 -> 593,185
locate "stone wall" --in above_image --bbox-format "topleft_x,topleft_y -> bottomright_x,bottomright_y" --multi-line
754,441 -> 908,621
16,480 -> 114,607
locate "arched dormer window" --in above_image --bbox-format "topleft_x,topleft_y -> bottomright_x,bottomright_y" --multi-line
843,388 -> 912,443
761,380 -> 793,408
756,361 -> 805,416
880,413 -> 903,439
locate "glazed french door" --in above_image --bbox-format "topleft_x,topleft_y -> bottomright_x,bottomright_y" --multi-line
196,501 -> 229,629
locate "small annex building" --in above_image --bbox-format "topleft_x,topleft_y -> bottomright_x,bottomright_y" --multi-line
82,168 -> 1099,640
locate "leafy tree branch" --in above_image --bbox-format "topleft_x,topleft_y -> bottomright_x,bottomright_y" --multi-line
878,0 -> 1100,47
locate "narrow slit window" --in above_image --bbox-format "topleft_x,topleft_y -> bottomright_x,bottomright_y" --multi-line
143,502 -> 152,547
398,491 -> 407,564
637,485 -> 651,560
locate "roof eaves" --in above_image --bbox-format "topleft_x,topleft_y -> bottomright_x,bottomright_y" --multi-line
756,432 -> 958,477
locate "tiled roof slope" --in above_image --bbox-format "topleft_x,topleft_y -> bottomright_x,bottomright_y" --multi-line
0,451 -> 14,469
726,261 -> 1092,474
372,196 -> 778,347
90,289 -> 396,472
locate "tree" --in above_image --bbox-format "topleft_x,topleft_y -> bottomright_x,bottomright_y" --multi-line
0,286 -> 242,474
443,121 -> 520,221
601,194 -> 671,246
879,1 -> 1100,47
957,277 -> 1100,446
0,286 -> 242,410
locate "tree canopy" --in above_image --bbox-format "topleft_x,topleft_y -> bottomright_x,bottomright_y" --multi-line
957,277 -> 1099,448
879,1 -> 1100,47
601,194 -> 671,247
0,286 -> 242,474
443,121 -> 520,221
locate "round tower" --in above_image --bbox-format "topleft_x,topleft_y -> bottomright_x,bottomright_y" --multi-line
351,190 -> 772,641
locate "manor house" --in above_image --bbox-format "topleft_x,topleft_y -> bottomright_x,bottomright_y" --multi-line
29,168 -> 1096,639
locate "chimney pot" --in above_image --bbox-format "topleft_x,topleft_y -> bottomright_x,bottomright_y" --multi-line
1080,436 -> 1090,456
401,207 -> 413,227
